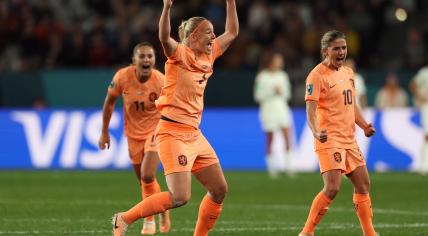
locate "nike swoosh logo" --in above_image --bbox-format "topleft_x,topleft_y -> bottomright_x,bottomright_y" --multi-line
329,84 -> 336,88
114,215 -> 119,229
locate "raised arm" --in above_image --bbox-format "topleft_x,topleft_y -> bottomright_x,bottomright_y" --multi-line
354,102 -> 375,137
159,0 -> 178,57
217,0 -> 239,52
306,100 -> 327,143
98,93 -> 119,149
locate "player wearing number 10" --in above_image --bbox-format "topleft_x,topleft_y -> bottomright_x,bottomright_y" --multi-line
299,30 -> 378,236
98,42 -> 170,235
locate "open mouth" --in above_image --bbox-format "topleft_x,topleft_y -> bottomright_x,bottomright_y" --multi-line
142,65 -> 151,69
207,41 -> 213,51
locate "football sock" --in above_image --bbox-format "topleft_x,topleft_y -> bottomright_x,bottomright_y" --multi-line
302,191 -> 331,234
193,194 -> 223,236
421,141 -> 428,173
283,150 -> 293,174
141,179 -> 161,222
122,191 -> 172,225
265,154 -> 278,178
354,193 -> 376,236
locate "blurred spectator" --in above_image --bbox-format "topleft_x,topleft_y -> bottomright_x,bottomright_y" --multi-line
374,72 -> 408,108
0,0 -> 427,80
345,58 -> 367,108
405,27 -> 426,69
32,95 -> 48,110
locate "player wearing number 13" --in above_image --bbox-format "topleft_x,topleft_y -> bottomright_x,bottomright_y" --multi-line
299,30 -> 378,236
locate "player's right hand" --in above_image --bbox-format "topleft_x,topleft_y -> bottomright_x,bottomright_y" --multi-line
163,0 -> 173,8
315,129 -> 327,143
98,133 -> 110,150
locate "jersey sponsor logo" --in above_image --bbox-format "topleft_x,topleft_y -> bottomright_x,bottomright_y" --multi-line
329,84 -> 336,88
178,155 -> 187,166
307,84 -> 313,95
333,152 -> 342,163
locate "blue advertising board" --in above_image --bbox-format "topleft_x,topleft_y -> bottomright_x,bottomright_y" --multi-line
0,108 -> 424,171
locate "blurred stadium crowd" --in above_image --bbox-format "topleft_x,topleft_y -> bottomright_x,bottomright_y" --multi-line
2,0 -> 428,70
1,0 -> 427,107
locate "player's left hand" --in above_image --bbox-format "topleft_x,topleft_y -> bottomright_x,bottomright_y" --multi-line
364,123 -> 375,137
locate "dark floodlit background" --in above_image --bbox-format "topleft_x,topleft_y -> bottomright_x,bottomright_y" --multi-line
1,2 -> 428,235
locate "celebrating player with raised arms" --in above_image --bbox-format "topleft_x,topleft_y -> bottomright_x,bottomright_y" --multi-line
111,0 -> 239,235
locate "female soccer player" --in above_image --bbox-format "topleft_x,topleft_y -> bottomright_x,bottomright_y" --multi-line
98,42 -> 170,235
254,51 -> 293,178
111,0 -> 238,235
299,30 -> 378,236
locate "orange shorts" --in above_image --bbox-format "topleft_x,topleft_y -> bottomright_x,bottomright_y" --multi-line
156,119 -> 219,175
316,147 -> 366,174
127,132 -> 159,165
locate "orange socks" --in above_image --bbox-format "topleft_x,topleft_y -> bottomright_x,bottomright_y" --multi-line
122,191 -> 172,225
141,179 -> 161,222
193,195 -> 223,236
354,193 -> 376,236
302,191 -> 332,234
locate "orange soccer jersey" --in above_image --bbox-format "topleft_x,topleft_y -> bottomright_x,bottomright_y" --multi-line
156,39 -> 223,128
108,65 -> 164,140
305,63 -> 358,150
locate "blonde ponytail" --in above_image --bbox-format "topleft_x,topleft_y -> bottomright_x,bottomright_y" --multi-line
177,17 -> 207,43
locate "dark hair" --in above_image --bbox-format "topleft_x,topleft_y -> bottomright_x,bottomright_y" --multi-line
132,42 -> 155,56
259,50 -> 282,71
320,30 -> 346,59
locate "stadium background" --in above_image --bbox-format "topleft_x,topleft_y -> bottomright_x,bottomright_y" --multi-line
1,1 -> 428,235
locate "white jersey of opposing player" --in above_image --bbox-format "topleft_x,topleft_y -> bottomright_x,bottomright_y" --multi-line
254,70 -> 292,131
412,66 -> 428,133
354,73 -> 366,108
412,66 -> 428,106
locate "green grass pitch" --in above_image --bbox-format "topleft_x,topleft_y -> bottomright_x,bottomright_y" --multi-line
1,171 -> 427,235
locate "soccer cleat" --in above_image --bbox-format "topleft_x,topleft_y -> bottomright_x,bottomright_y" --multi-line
298,232 -> 314,236
159,210 -> 171,233
112,213 -> 128,236
141,220 -> 156,235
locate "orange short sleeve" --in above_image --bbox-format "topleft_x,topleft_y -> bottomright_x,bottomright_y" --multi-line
305,71 -> 322,102
108,70 -> 123,97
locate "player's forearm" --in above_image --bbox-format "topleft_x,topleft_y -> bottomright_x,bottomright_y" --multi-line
225,0 -> 239,37
354,104 -> 368,130
159,6 -> 171,43
306,101 -> 319,134
101,103 -> 115,134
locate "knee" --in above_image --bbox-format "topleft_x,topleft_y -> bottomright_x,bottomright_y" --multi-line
323,185 -> 340,199
141,174 -> 155,184
171,192 -> 191,208
356,179 -> 371,193
209,182 -> 228,203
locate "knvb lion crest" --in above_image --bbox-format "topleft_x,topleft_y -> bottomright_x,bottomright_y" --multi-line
178,155 -> 187,166
333,152 -> 342,163
149,92 -> 158,102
